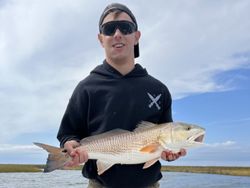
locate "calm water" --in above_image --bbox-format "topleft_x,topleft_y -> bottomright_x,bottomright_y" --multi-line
0,170 -> 250,188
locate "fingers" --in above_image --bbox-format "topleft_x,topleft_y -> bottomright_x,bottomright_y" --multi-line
65,147 -> 89,167
161,149 -> 187,162
161,150 -> 170,161
64,140 -> 80,155
77,149 -> 89,164
178,148 -> 187,157
161,151 -> 179,161
63,140 -> 87,167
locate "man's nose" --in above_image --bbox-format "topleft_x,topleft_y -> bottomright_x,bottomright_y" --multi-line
113,28 -> 123,39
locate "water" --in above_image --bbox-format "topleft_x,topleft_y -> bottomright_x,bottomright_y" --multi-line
0,170 -> 250,188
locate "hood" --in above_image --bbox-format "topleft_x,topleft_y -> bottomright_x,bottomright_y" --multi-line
91,60 -> 148,79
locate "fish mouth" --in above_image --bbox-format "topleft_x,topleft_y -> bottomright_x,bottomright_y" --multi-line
188,131 -> 205,143
194,134 -> 204,143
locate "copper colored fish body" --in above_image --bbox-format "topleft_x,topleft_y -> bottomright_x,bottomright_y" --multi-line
34,121 -> 205,175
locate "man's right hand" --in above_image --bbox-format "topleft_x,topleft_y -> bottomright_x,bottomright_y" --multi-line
64,140 -> 89,167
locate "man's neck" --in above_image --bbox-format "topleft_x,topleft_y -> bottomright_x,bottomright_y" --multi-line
106,58 -> 135,75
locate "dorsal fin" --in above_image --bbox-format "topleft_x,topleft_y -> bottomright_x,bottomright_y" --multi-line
80,129 -> 129,145
134,121 -> 157,132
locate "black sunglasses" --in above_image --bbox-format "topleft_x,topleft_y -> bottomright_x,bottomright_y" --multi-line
100,20 -> 137,36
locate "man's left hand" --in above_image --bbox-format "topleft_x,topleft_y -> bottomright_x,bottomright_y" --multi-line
161,149 -> 186,161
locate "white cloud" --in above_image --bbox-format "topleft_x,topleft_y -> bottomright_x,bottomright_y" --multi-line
163,140 -> 250,166
0,0 -> 102,142
204,140 -> 236,148
0,144 -> 39,153
137,0 -> 250,98
0,143 -> 48,164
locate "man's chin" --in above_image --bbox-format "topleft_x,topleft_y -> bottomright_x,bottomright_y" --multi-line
109,54 -> 127,62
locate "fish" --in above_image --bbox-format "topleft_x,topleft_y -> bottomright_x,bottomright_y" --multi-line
34,121 -> 205,175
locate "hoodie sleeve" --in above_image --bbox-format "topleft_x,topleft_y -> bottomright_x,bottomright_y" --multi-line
57,82 -> 89,148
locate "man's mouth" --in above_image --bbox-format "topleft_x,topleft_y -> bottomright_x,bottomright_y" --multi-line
112,43 -> 125,48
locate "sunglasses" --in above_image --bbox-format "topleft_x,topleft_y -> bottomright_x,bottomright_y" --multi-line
100,20 -> 137,36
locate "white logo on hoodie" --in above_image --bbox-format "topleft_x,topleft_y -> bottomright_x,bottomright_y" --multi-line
147,92 -> 161,110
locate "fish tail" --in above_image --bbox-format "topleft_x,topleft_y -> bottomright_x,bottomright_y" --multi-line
34,142 -> 70,173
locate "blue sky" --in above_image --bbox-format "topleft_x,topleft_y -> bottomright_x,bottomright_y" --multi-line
0,0 -> 250,166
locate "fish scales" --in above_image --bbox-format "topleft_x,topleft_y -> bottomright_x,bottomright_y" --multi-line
83,125 -> 170,163
84,127 -> 160,153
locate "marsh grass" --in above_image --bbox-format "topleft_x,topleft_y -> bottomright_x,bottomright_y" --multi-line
0,164 -> 84,173
1,164 -> 250,177
161,166 -> 250,177
0,164 -> 43,173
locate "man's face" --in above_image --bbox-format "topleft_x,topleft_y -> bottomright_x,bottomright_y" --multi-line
98,12 -> 140,62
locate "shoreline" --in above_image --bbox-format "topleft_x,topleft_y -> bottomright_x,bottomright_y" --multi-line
161,166 -> 250,177
0,164 -> 250,177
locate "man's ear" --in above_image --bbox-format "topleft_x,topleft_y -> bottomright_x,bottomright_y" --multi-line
98,34 -> 104,47
135,30 -> 141,45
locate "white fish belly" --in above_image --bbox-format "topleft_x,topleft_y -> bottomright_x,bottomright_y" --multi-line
88,149 -> 163,165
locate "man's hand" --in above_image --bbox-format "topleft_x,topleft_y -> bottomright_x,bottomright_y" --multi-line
64,140 -> 89,167
161,149 -> 186,162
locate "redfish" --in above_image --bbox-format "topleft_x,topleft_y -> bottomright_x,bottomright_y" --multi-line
34,121 -> 205,175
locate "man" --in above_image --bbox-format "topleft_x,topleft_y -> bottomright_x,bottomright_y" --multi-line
57,3 -> 186,188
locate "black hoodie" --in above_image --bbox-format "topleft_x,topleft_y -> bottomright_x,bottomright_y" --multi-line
57,60 -> 173,188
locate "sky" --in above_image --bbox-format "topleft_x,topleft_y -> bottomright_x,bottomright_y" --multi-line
0,0 -> 250,166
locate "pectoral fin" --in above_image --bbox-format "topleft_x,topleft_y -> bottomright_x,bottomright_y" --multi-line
143,158 -> 160,169
140,143 -> 160,153
96,160 -> 115,175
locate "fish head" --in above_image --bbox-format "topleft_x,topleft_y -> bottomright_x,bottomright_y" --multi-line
171,122 -> 205,145
159,122 -> 205,150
